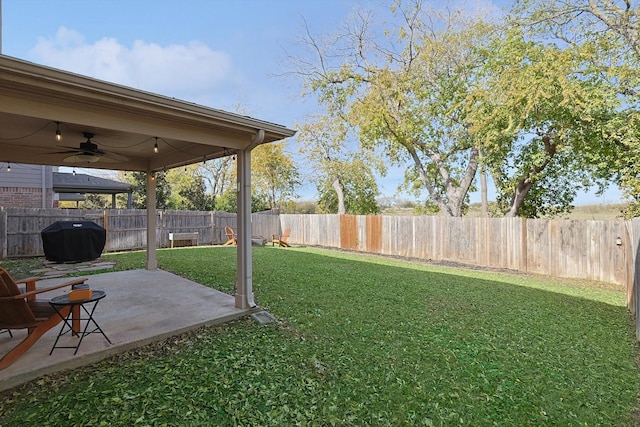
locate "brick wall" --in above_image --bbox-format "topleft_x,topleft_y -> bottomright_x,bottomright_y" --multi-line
0,187 -> 56,208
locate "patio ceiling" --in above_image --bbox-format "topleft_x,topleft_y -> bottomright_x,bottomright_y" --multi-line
0,55 -> 296,172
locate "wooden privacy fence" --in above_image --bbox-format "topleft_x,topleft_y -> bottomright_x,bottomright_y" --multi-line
0,208 -> 281,258
280,214 -> 631,287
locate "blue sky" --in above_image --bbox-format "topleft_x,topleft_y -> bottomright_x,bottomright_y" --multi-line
0,0 -> 623,205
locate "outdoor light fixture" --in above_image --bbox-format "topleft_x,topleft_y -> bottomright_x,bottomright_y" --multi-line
154,137 -> 159,153
6,162 -> 10,172
72,168 -> 76,176
616,236 -> 623,246
76,154 -> 101,163
55,121 -> 62,141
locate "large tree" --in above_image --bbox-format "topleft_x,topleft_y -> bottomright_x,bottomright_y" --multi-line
201,157 -> 235,208
251,142 -> 300,211
291,1 -> 496,216
509,0 -> 640,216
297,115 -> 383,214
165,165 -> 214,211
466,30 -> 620,217
126,171 -> 173,210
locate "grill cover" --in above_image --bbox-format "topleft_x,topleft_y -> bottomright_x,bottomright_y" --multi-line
41,221 -> 106,262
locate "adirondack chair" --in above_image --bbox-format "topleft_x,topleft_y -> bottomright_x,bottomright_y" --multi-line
0,267 -> 88,370
224,226 -> 237,246
272,227 -> 291,247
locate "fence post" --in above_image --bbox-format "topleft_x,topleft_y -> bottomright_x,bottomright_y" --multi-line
625,220 -> 635,314
103,210 -> 109,252
0,208 -> 6,260
521,218 -> 528,273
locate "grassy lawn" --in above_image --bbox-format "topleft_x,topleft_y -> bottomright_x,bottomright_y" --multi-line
1,246 -> 638,426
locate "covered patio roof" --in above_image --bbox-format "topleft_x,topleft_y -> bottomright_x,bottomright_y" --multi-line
0,55 -> 295,171
0,54 -> 296,309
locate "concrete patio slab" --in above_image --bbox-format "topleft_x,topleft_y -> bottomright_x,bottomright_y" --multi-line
0,269 -> 249,392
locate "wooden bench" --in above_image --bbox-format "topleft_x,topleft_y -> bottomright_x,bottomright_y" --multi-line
169,232 -> 198,248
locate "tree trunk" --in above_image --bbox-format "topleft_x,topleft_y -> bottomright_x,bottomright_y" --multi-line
332,176 -> 346,214
441,147 -> 480,217
504,134 -> 556,217
407,146 -> 479,217
505,180 -> 533,217
480,164 -> 489,217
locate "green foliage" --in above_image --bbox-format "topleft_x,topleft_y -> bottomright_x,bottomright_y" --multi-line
214,190 -> 268,213
251,143 -> 300,210
297,115 -> 385,215
176,173 -> 215,211
412,199 -> 440,215
508,1 -> 640,216
1,247 -> 638,425
200,158 -> 235,207
285,200 -> 317,214
126,171 -> 173,210
316,157 -> 381,214
82,193 -> 112,209
467,29 -> 620,217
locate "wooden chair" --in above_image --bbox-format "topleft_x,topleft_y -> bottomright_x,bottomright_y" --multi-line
272,227 -> 291,247
224,226 -> 237,246
0,267 -> 88,370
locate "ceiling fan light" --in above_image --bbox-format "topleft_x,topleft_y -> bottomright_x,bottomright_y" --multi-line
55,121 -> 62,141
77,154 -> 101,162
64,154 -> 101,163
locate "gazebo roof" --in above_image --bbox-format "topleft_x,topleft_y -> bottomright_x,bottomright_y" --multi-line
53,172 -> 131,194
0,55 -> 296,172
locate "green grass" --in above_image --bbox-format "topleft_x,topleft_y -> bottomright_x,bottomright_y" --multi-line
1,246 -> 639,426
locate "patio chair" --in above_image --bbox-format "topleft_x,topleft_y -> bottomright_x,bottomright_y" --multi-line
224,226 -> 237,246
0,267 -> 88,370
272,227 -> 291,247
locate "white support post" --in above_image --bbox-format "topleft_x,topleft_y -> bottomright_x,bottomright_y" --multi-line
145,171 -> 158,270
235,148 -> 255,308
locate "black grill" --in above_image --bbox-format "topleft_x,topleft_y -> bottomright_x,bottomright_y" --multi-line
41,221 -> 106,263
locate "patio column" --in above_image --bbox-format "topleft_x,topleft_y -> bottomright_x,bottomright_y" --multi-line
235,129 -> 264,309
235,147 -> 255,309
145,171 -> 158,270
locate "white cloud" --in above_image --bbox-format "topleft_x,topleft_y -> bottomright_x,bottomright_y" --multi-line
29,26 -> 233,99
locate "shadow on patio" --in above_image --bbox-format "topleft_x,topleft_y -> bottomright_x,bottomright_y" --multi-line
0,269 -> 250,392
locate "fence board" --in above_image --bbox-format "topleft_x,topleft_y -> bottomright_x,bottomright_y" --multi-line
366,216 -> 382,253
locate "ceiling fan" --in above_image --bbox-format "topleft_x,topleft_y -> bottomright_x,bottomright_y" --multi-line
57,132 -> 129,164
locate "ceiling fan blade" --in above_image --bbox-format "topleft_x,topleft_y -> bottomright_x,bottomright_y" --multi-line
63,154 -> 101,164
46,149 -> 82,155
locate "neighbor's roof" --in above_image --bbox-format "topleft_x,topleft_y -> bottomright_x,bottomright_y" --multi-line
53,172 -> 131,194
